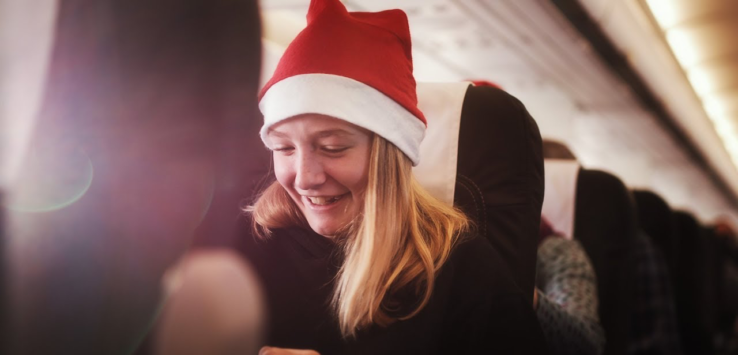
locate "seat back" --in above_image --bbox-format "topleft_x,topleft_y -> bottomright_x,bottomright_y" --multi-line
701,227 -> 722,338
453,85 -> 545,301
415,83 -> 544,301
574,169 -> 638,355
633,190 -> 679,280
715,225 -> 738,334
541,142 -> 638,355
673,211 -> 714,355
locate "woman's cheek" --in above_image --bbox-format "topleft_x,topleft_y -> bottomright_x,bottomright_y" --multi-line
272,155 -> 293,187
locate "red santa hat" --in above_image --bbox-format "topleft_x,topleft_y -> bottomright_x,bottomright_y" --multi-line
258,0 -> 426,165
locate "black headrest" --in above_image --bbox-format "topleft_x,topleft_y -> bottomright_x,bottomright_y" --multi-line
6,1 -> 263,354
575,169 -> 638,355
453,85 -> 544,301
632,190 -> 678,276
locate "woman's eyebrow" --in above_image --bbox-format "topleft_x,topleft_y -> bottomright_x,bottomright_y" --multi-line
316,129 -> 354,138
267,129 -> 289,138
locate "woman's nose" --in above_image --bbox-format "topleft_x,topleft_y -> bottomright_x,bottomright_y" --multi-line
295,152 -> 326,191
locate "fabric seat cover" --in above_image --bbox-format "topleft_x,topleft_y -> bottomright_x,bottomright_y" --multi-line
453,85 -> 545,303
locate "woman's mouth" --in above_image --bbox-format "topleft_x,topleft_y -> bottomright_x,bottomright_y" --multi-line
305,194 -> 347,206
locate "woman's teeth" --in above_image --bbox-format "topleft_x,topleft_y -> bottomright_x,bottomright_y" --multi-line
307,195 -> 343,205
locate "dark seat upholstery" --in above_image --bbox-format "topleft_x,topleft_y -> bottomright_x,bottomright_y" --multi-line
633,190 -> 679,281
573,169 -> 638,355
628,190 -> 684,353
701,227 -> 722,340
541,140 -> 639,355
453,85 -> 545,303
715,226 -> 738,337
673,211 -> 714,355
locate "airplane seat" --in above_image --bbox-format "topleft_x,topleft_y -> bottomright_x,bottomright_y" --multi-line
542,146 -> 638,355
573,169 -> 638,355
702,226 -> 724,346
455,85 -> 545,302
632,190 -> 679,278
628,190 -> 684,353
702,227 -> 723,338
415,83 -> 545,304
714,222 -> 738,335
673,211 -> 714,355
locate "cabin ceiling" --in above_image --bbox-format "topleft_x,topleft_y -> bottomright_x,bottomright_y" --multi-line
576,0 -> 738,222
642,0 -> 738,187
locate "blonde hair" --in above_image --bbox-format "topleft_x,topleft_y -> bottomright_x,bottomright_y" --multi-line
248,134 -> 469,338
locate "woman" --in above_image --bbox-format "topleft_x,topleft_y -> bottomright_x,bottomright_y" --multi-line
241,0 -> 548,353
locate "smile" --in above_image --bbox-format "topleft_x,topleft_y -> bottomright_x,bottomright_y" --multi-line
304,194 -> 347,206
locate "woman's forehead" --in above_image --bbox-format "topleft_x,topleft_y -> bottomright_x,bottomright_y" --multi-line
268,114 -> 369,137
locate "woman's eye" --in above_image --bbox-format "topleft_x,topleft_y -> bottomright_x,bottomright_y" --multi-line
322,146 -> 349,153
273,146 -> 294,153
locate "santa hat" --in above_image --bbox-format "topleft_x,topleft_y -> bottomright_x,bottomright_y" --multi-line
258,0 -> 426,165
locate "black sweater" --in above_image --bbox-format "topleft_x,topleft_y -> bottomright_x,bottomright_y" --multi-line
237,227 -> 549,354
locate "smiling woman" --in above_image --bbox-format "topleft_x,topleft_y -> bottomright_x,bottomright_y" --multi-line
241,0 -> 548,353
249,111 -> 470,337
261,114 -> 372,238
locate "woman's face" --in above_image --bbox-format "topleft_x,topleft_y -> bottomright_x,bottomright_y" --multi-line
267,114 -> 372,237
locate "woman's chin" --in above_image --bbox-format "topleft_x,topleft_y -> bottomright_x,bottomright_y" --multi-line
309,227 -> 336,238
307,220 -> 342,238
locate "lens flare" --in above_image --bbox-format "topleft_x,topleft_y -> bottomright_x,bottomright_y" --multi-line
5,146 -> 94,213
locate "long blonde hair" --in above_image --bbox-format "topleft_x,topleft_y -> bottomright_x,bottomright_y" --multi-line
248,134 -> 469,338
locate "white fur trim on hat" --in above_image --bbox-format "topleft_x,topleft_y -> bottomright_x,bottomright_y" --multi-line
259,73 -> 426,166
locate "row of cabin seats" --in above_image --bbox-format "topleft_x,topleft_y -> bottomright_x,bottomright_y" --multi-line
543,140 -> 738,355
634,191 -> 738,355
418,83 -> 644,355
